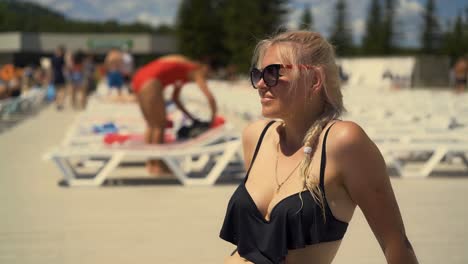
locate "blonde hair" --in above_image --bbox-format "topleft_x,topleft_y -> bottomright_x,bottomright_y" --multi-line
251,30 -> 345,219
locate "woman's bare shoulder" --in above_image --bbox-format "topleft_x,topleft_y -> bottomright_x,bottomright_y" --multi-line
327,120 -> 387,183
240,119 -> 276,168
327,120 -> 370,153
242,119 -> 275,140
242,120 -> 275,152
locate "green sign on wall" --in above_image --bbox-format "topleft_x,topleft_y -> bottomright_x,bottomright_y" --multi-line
87,39 -> 133,50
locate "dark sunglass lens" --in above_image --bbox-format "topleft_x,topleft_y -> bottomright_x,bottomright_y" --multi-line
250,68 -> 262,88
263,65 -> 279,86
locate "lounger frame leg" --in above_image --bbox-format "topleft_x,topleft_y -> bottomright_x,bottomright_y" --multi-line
52,152 -> 125,186
163,140 -> 241,185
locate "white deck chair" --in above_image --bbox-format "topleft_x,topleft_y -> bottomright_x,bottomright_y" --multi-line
45,123 -> 242,186
1,89 -> 46,122
60,113 -> 147,147
61,95 -> 187,147
379,142 -> 468,178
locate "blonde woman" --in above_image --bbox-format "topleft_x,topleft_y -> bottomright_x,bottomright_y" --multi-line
220,31 -> 418,264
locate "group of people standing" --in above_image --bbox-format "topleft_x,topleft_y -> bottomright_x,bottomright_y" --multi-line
50,45 -> 136,111
51,46 -> 96,110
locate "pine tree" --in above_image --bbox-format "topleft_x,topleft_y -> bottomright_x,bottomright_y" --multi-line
382,0 -> 397,54
259,0 -> 289,34
299,4 -> 313,31
442,13 -> 468,61
329,0 -> 354,56
220,0 -> 289,72
449,15 -> 466,59
220,0 -> 262,72
464,6 -> 468,55
176,0 -> 224,61
362,0 -> 383,55
420,0 -> 441,54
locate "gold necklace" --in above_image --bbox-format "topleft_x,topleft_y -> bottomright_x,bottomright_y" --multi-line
275,140 -> 302,192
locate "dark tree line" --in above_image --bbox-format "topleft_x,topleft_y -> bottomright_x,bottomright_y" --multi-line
329,0 -> 355,56
328,0 -> 468,61
2,0 -> 468,69
176,0 -> 289,72
439,7 -> 468,62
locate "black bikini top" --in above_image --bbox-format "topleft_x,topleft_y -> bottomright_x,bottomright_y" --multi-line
219,121 -> 348,264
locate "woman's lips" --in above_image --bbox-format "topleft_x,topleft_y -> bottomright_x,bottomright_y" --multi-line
261,96 -> 274,103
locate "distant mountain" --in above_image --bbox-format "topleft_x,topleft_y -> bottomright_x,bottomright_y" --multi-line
1,0 -> 64,19
0,0 -> 167,33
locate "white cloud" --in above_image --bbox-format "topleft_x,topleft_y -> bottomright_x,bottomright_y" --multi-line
353,18 -> 365,37
398,0 -> 424,15
119,1 -> 138,10
287,6 -> 302,29
137,12 -> 172,27
54,1 -> 73,13
395,0 -> 425,47
32,0 -> 56,6
287,1 -> 332,37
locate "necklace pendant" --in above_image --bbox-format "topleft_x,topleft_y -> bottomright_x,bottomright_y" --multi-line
276,185 -> 281,192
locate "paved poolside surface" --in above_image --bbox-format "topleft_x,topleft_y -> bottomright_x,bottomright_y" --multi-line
1,103 -> 467,264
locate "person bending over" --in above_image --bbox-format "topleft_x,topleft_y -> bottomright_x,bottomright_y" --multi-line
131,55 -> 217,175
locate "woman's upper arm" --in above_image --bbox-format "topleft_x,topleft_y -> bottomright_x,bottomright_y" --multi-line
333,122 -> 407,250
242,120 -> 270,169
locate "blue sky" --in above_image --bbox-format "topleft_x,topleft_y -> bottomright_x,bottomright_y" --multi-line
21,0 -> 467,47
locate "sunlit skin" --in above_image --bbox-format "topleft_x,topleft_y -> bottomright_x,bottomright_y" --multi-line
453,57 -> 467,93
224,44 -> 418,263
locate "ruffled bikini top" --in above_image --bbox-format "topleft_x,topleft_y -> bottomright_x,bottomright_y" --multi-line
219,121 -> 348,264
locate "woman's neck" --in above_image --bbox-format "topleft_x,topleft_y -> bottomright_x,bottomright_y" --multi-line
277,112 -> 322,156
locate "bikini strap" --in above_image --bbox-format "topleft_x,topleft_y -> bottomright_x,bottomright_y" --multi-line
319,122 -> 337,191
245,120 -> 276,180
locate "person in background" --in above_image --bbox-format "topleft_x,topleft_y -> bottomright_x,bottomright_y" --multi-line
0,78 -> 8,99
0,64 -> 15,99
69,50 -> 86,110
105,48 -> 125,97
21,64 -> 34,92
82,52 -> 96,107
131,55 -> 217,175
51,45 -> 67,110
453,56 -> 467,93
0,64 -> 22,99
121,45 -> 134,89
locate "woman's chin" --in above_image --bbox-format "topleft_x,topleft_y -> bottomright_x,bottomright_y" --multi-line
261,108 -> 279,119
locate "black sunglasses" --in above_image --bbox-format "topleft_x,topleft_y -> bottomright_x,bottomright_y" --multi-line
250,64 -> 315,89
250,64 -> 288,89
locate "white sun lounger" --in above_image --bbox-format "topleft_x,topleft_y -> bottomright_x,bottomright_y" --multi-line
46,137 -> 242,186
379,142 -> 468,178
1,89 -> 46,120
45,121 -> 243,186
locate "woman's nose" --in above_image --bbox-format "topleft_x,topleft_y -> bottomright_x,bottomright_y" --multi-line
256,77 -> 268,90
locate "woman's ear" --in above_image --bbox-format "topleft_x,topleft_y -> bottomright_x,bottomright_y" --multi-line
306,67 -> 324,101
311,67 -> 324,91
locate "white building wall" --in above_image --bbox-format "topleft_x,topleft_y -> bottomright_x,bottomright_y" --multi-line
0,32 -> 21,52
0,32 -> 176,54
